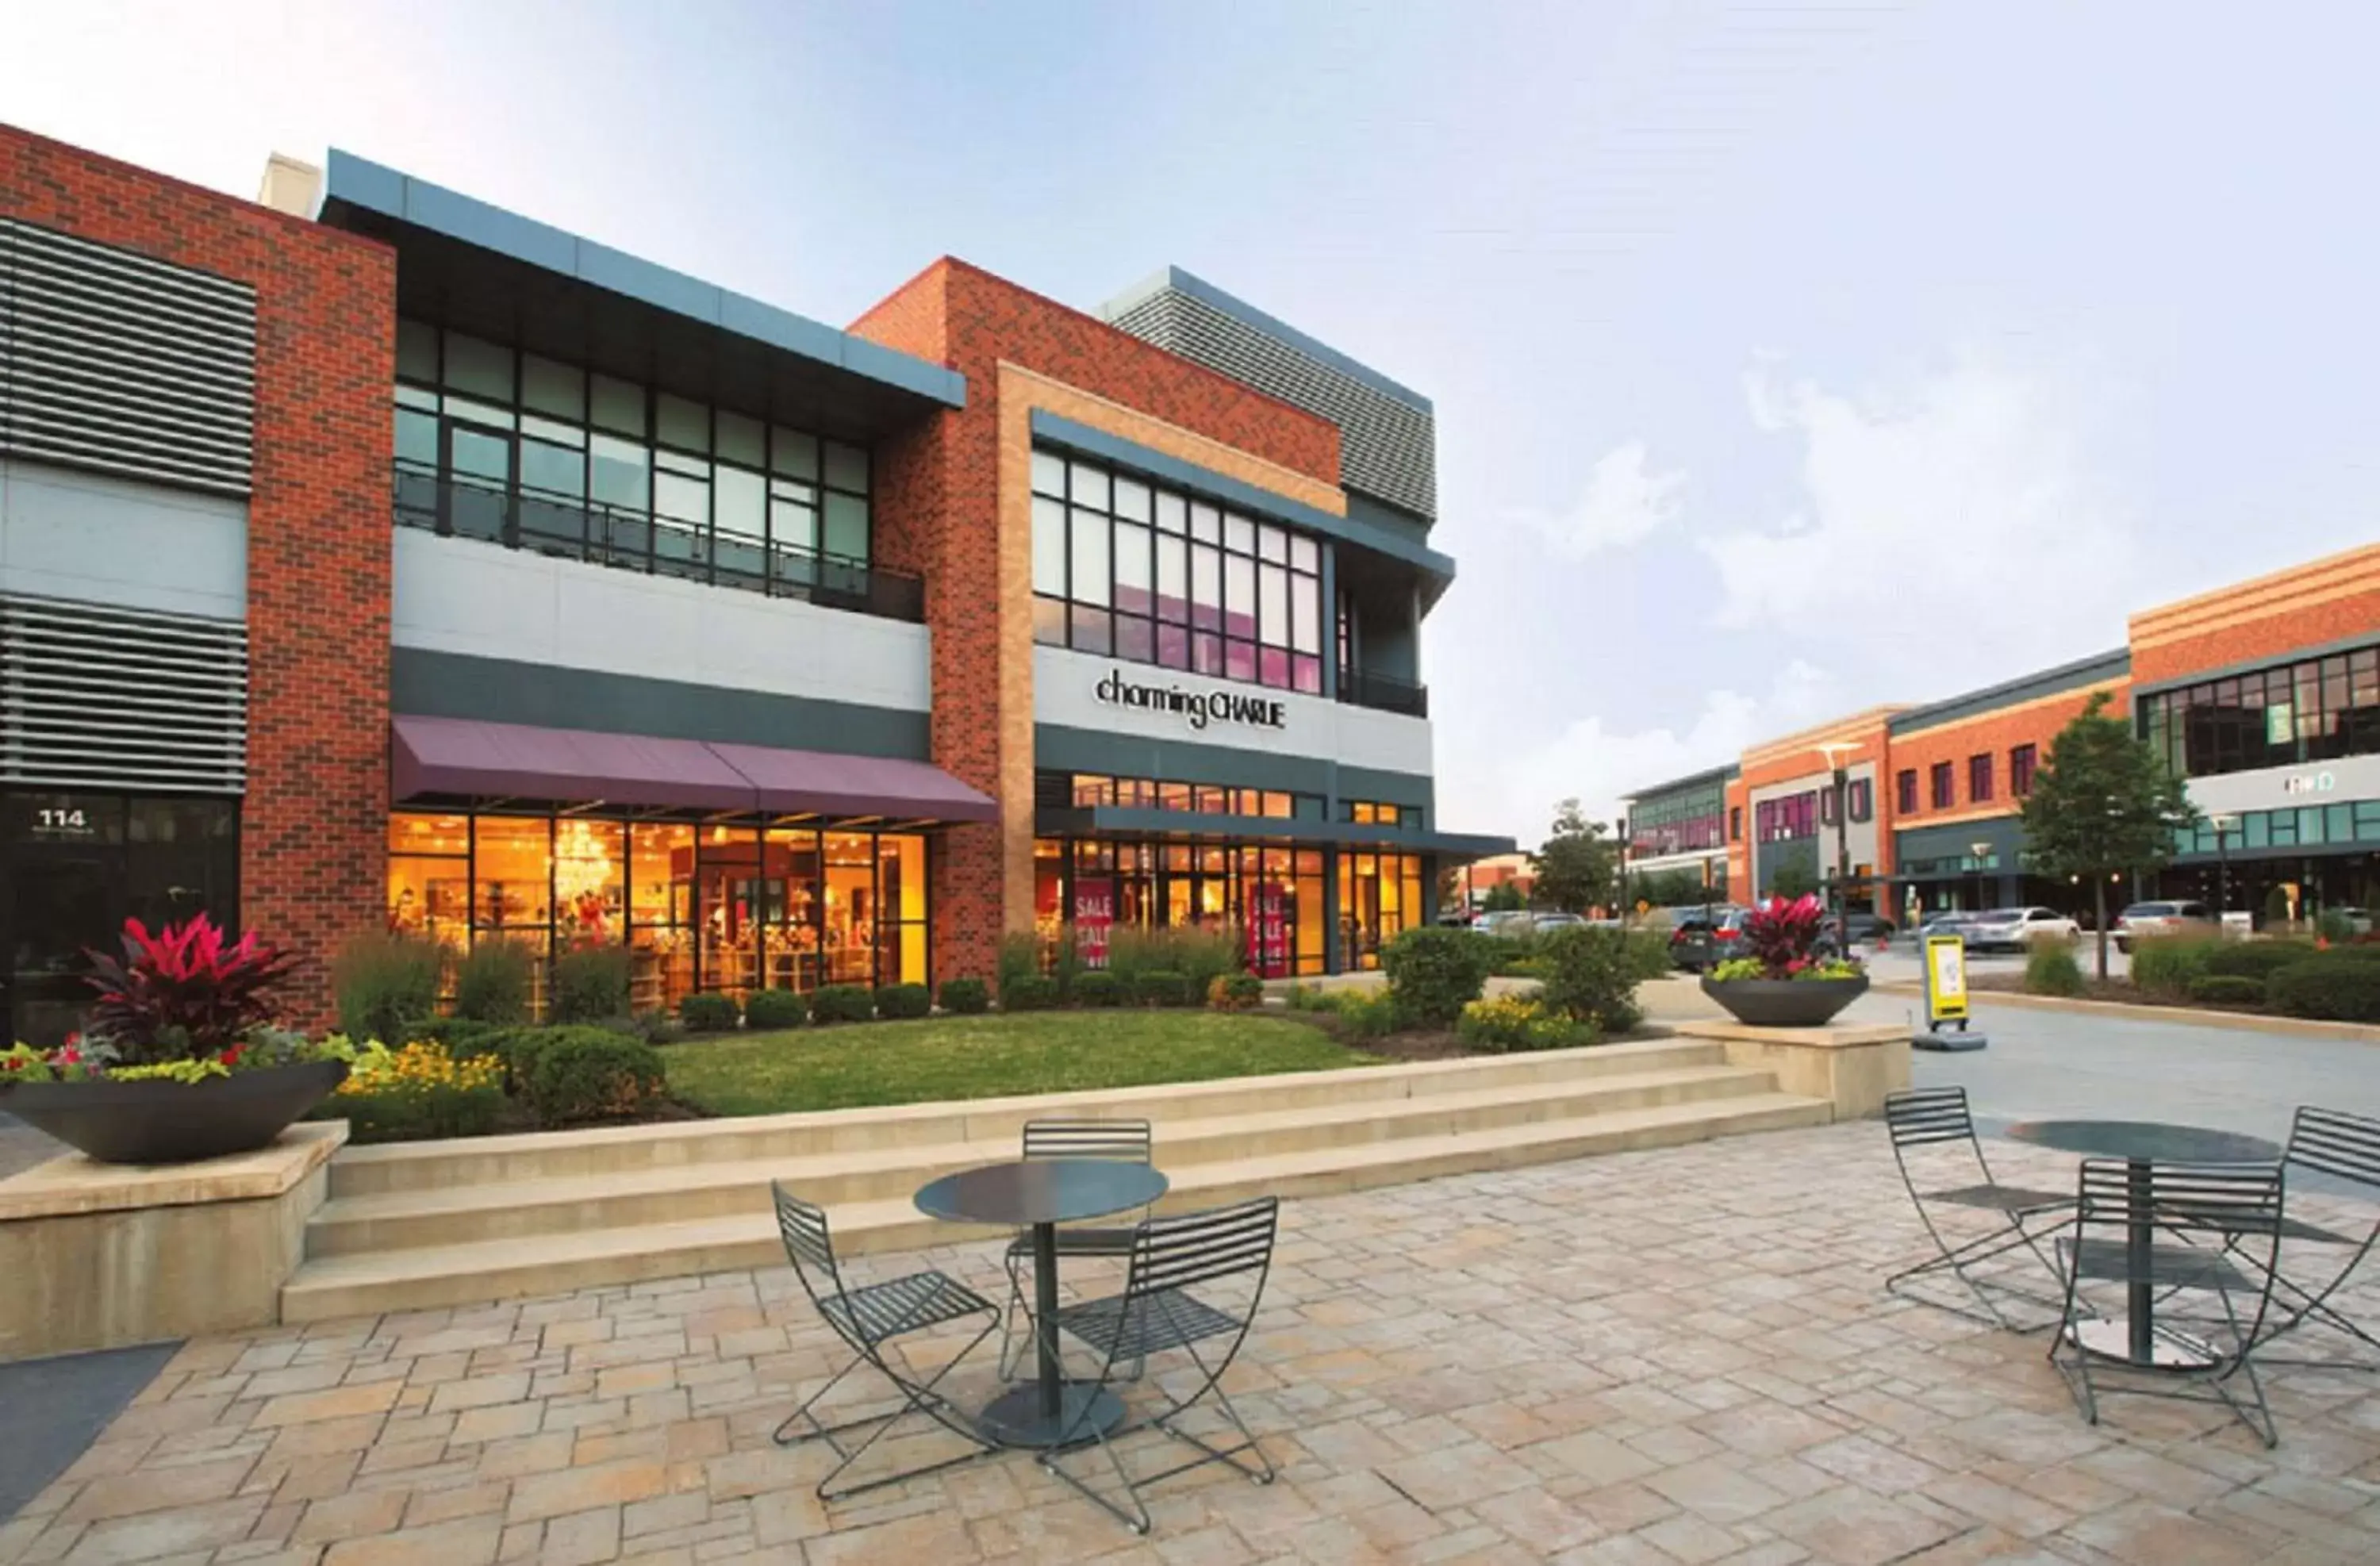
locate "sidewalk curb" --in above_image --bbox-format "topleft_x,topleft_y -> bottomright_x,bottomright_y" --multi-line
1873,981 -> 2380,1044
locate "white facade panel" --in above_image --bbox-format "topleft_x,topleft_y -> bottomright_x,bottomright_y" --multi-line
392,531 -> 931,712
2185,753 -> 2380,816
0,459 -> 248,620
1031,643 -> 1434,777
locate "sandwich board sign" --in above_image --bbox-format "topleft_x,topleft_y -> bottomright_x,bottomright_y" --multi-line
1917,934 -> 1986,1050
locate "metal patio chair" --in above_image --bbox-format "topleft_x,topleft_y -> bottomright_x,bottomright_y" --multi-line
2050,1157 -> 2286,1447
996,1117 -> 1157,1381
1883,1086 -> 2073,1330
768,1183 -> 1003,1500
1042,1196 -> 1281,1535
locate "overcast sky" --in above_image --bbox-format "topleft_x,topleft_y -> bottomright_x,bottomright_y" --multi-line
7,1 -> 2374,846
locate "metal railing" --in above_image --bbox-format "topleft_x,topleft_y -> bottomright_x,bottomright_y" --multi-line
1338,667 -> 1429,719
393,466 -> 925,624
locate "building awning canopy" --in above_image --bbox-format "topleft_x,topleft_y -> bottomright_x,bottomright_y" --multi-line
391,716 -> 997,824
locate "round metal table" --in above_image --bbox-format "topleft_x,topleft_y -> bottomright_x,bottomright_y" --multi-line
915,1158 -> 1167,1448
2006,1119 -> 2280,1368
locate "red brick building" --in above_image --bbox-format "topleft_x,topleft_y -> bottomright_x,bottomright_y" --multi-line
0,126 -> 1506,1042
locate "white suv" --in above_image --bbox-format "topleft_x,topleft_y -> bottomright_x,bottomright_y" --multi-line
1964,906 -> 2080,951
2113,900 -> 2216,953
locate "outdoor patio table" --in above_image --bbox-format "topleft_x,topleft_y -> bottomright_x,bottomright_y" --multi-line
2006,1119 -> 2280,1368
914,1157 -> 1167,1448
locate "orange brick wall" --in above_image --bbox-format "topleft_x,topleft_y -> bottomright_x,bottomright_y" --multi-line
1886,680 -> 2130,829
1,124 -> 396,1028
2130,543 -> 2380,685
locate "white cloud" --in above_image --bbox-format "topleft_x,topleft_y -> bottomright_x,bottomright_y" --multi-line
1515,440 -> 1687,558
1697,351 -> 2141,674
1441,660 -> 1838,845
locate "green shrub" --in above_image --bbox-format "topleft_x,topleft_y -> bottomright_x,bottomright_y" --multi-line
1456,995 -> 1595,1054
2267,959 -> 2380,1022
473,1025 -> 556,1093
321,1042 -> 508,1144
1208,972 -> 1265,1011
1000,973 -> 1060,1011
332,931 -> 444,1045
1622,929 -> 1674,983
678,992 -> 741,1034
2320,942 -> 2380,962
550,945 -> 632,1023
2204,941 -> 2317,981
2024,940 -> 2085,997
413,1016 -> 510,1056
1131,969 -> 1192,1007
996,932 -> 1042,988
1073,971 -> 1124,1008
1328,988 -> 1402,1039
939,977 -> 990,1015
742,988 -> 809,1031
2128,932 -> 2218,996
1481,930 -> 1541,976
2317,910 -> 2356,943
2187,973 -> 2266,1007
809,985 -> 875,1024
451,938 -> 536,1023
1282,982 -> 1329,1011
1536,927 -> 1645,1033
1107,925 -> 1244,996
524,1027 -> 666,1125
1051,927 -> 1085,1001
876,983 -> 931,1020
1380,927 -> 1494,1027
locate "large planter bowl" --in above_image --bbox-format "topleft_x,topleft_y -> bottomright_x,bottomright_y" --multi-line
1700,974 -> 1869,1027
0,1060 -> 347,1165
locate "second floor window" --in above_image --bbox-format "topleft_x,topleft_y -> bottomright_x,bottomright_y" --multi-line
1729,806 -> 1742,841
1896,769 -> 1917,815
1969,753 -> 1994,804
2011,743 -> 2037,797
1031,450 -> 1324,694
1847,777 -> 1873,823
1929,762 -> 1954,810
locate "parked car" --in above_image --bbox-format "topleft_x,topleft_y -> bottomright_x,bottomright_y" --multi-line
1530,912 -> 1587,935
2320,907 -> 2374,936
1964,906 -> 2081,951
1476,910 -> 1534,938
1822,912 -> 1897,946
1668,908 -> 1750,972
1917,910 -> 1979,940
2110,900 -> 2216,953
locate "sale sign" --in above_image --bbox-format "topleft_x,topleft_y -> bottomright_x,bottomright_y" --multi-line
1246,883 -> 1289,979
1073,879 -> 1115,969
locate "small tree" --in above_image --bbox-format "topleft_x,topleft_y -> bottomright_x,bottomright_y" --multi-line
2020,690 -> 2199,978
1534,800 -> 1620,914
1767,861 -> 1820,900
1481,881 -> 1526,913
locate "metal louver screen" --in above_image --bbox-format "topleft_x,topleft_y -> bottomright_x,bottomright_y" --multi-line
1107,289 -> 1438,520
0,594 -> 248,792
0,217 -> 257,497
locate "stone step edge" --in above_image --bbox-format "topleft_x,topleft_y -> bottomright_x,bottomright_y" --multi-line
279,1092 -> 1832,1323
325,1032 -> 1712,1188
309,1063 -> 1781,1234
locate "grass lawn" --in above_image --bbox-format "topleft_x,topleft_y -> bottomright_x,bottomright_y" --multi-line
665,1009 -> 1377,1117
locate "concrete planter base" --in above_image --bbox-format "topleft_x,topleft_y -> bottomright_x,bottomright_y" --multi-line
1675,1019 -> 1911,1121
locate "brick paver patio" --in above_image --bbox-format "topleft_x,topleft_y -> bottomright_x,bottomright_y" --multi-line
6,1121 -> 2380,1564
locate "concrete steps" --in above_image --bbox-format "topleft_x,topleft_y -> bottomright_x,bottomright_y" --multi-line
280,1038 -> 1833,1323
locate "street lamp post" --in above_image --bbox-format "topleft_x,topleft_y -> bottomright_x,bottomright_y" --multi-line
1970,840 -> 1994,912
2210,812 -> 2240,915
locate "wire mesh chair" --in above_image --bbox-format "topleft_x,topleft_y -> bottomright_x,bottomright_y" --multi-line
2049,1157 -> 2286,1447
768,1183 -> 1003,1500
2181,1106 -> 2380,1366
1883,1087 -> 2073,1329
996,1118 -> 1157,1381
1041,1196 -> 1280,1535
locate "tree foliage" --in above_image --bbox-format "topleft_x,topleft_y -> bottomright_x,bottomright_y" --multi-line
1481,881 -> 1527,912
1766,861 -> 1820,900
1534,800 -> 1620,914
2019,690 -> 2199,977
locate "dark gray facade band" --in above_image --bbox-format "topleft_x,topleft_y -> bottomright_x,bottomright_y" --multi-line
0,218 -> 257,498
1032,723 -> 1433,812
391,649 -> 930,760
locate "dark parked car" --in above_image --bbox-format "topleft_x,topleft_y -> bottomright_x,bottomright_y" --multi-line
1821,912 -> 1897,947
1668,908 -> 1750,972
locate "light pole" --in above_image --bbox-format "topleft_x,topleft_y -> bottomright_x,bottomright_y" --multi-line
2210,812 -> 2240,915
1816,741 -> 1860,928
1970,839 -> 1993,912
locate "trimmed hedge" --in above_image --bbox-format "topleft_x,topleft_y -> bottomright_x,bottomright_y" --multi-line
743,988 -> 809,1031
1536,927 -> 1645,1032
1380,927 -> 1494,1027
810,985 -> 875,1024
1000,973 -> 1060,1011
2204,941 -> 2317,981
679,992 -> 742,1034
2267,959 -> 2380,1023
2127,933 -> 2218,996
2186,973 -> 2266,1007
876,983 -> 932,1020
939,977 -> 990,1015
2025,942 -> 2085,997
1073,971 -> 1124,1008
1132,969 -> 1192,1008
525,1027 -> 666,1124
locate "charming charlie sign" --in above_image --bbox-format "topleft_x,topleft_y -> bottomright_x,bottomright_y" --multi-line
1095,668 -> 1287,733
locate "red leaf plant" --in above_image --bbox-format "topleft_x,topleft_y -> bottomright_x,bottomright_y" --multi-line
83,914 -> 298,1064
1738,894 -> 1829,980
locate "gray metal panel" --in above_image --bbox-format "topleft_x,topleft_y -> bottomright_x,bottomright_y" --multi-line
0,220 -> 256,498
0,592 -> 247,791
1032,722 -> 1432,808
1102,276 -> 1437,520
390,648 -> 931,760
1622,762 -> 1741,808
1887,648 -> 2132,736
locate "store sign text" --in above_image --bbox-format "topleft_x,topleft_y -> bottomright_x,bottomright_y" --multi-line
2282,771 -> 2336,796
1095,669 -> 1287,733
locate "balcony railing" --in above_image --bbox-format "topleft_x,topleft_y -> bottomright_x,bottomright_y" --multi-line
393,466 -> 926,624
1338,667 -> 1429,719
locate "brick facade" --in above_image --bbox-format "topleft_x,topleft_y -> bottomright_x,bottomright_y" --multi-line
0,124 -> 395,1027
1885,679 -> 2129,831
2129,542 -> 2380,686
850,259 -> 1345,984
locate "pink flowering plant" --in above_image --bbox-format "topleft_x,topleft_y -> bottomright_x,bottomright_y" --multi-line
1710,894 -> 1864,982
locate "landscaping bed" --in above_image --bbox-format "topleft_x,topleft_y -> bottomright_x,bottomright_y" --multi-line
2007,933 -> 2380,1023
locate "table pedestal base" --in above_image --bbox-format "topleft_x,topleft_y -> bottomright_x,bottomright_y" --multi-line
977,1382 -> 1125,1449
2067,1318 -> 2219,1370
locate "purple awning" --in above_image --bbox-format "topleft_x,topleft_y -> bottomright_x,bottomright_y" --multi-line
390,716 -> 997,824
